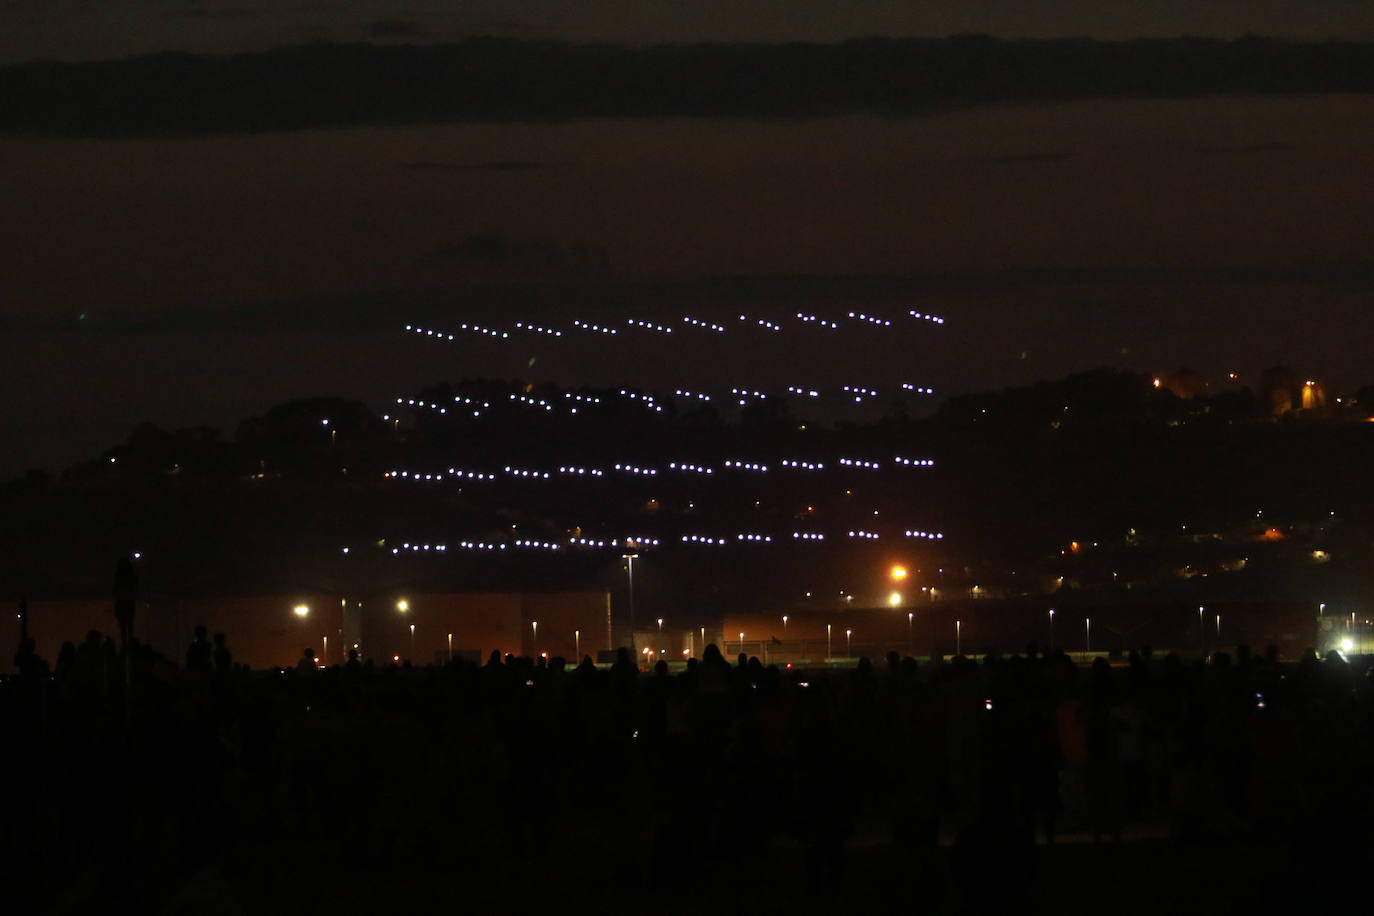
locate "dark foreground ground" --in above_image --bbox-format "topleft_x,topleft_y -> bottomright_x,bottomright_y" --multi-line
27,829 -> 1367,915
5,638 -> 1371,914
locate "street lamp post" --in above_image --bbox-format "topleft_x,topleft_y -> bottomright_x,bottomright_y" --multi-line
1049,608 -> 1055,650
827,623 -> 832,659
1085,617 -> 1091,654
575,628 -> 580,660
846,628 -> 852,657
907,611 -> 914,656
739,632 -> 745,656
395,597 -> 409,663
1199,606 -> 1205,656
531,620 -> 538,656
956,619 -> 961,657
623,553 -> 639,657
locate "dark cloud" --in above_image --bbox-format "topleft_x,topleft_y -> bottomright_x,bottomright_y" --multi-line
971,151 -> 1078,165
367,19 -> 423,38
6,37 -> 1374,136
400,159 -> 542,172
1197,142 -> 1300,154
166,7 -> 266,21
415,233 -> 610,278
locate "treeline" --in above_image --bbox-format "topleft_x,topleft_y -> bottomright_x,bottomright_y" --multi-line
4,369 -> 1374,603
4,35 -> 1374,136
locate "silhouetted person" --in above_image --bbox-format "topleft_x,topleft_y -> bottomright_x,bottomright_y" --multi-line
212,632 -> 232,674
611,646 -> 636,681
13,635 -> 48,680
56,641 -> 76,679
296,647 -> 318,674
186,624 -> 212,674
13,599 -> 34,678
112,557 -> 138,652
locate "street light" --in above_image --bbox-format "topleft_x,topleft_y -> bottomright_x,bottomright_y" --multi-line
575,628 -> 580,660
846,628 -> 852,657
293,604 -> 309,618
891,565 -> 908,581
657,617 -> 663,634
448,632 -> 453,661
1048,608 -> 1055,649
532,620 -> 538,655
782,615 -> 788,638
907,611 -> 914,655
397,599 -> 409,613
409,623 -> 415,659
1199,606 -> 1205,656
1085,617 -> 1091,654
889,591 -> 903,607
827,623 -> 832,659
955,619 -> 961,657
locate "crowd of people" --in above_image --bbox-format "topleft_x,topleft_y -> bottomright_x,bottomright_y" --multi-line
4,624 -> 1372,913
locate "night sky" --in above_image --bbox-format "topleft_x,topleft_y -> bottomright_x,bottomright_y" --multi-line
2,6 -> 1372,476
6,1 -> 1374,60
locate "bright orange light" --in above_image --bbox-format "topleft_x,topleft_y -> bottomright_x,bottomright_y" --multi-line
1152,378 -> 1162,388
891,565 -> 908,580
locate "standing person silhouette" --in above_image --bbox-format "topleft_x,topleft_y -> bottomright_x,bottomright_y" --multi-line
112,557 -> 138,653
112,557 -> 138,705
